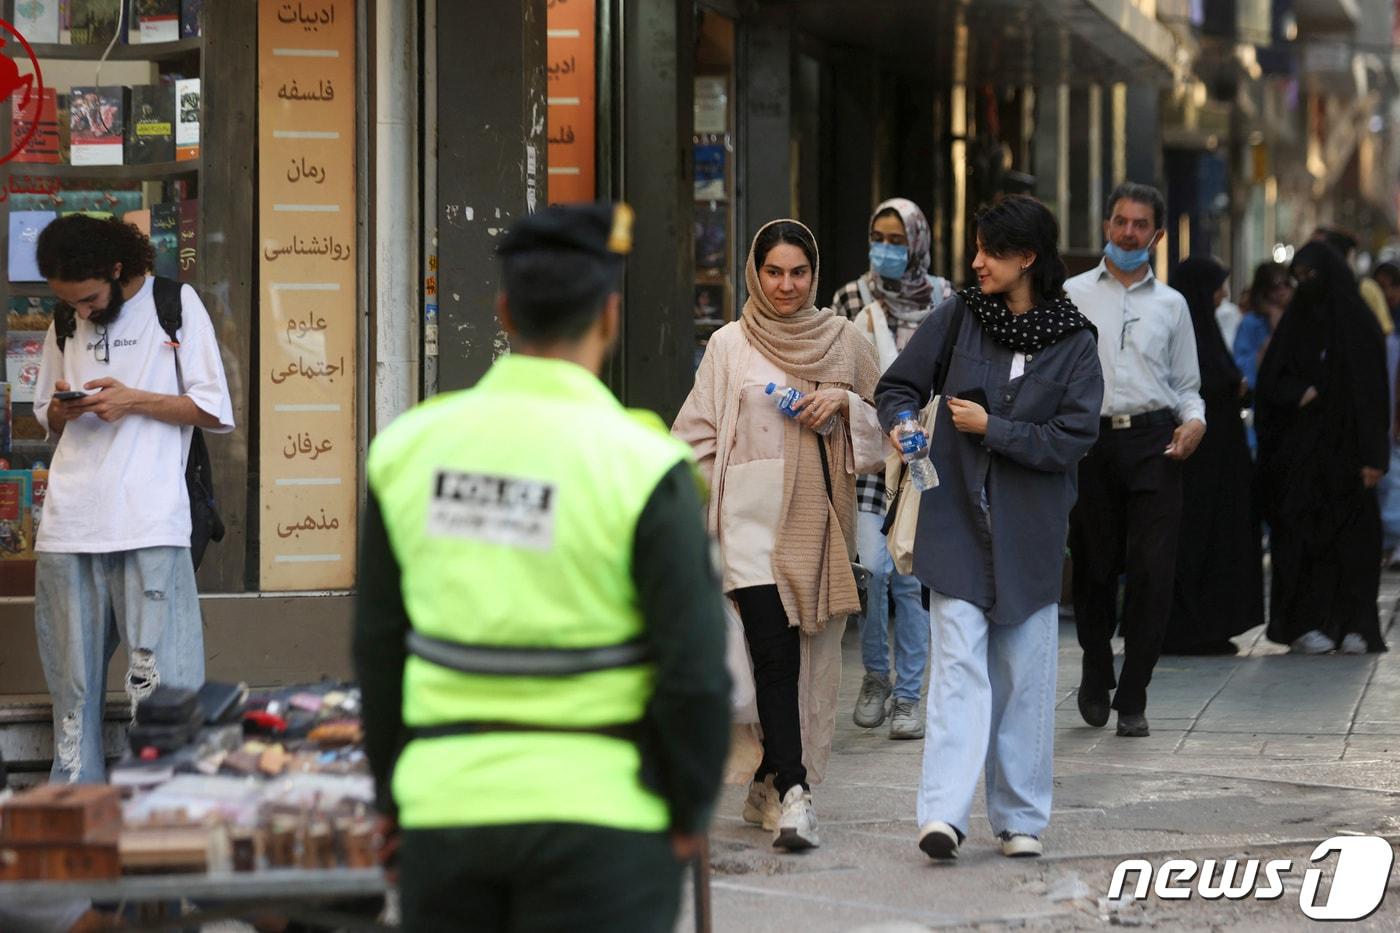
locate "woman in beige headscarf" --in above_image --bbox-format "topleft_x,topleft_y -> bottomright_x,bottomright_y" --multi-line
673,219 -> 884,850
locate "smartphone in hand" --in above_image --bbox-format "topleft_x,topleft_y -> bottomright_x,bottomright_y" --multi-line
53,390 -> 89,401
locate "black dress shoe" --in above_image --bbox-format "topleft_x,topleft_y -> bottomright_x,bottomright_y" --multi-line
1116,713 -> 1150,737
1077,686 -> 1110,728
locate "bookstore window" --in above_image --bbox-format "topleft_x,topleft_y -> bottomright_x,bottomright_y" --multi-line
0,0 -> 360,598
693,10 -> 735,369
1,2 -> 207,596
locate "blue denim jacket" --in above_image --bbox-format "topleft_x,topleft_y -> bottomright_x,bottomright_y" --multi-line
876,296 -> 1104,624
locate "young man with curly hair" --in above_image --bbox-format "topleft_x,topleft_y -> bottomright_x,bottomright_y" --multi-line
32,214 -> 233,782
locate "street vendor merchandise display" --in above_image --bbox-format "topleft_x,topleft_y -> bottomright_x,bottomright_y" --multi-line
0,682 -> 375,882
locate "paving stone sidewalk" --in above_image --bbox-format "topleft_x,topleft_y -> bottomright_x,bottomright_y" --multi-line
687,579 -> 1400,931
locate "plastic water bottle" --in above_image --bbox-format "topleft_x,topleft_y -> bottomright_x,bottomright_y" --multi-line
894,409 -> 938,491
765,383 -> 836,435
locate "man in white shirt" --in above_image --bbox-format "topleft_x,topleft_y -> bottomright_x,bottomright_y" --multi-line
1064,183 -> 1205,740
32,215 -> 234,782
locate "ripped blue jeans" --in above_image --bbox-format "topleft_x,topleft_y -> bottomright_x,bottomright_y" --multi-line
35,548 -> 204,783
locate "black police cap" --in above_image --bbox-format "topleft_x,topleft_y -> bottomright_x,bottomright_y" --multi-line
497,202 -> 633,261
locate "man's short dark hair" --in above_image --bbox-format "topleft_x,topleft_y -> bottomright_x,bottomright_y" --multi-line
1106,182 -> 1166,231
500,250 -> 618,343
36,214 -> 154,284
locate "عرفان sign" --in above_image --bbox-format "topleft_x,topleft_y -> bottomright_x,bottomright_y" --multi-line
1108,836 -> 1394,921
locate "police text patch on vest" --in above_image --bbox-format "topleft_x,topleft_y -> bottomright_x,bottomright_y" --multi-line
427,471 -> 556,550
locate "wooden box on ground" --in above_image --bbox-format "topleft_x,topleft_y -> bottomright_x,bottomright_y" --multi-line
0,784 -> 122,844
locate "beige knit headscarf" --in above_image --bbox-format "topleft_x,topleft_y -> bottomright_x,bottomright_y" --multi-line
740,219 -> 882,633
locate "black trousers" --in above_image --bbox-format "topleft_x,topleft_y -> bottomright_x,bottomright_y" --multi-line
398,823 -> 682,933
732,584 -> 808,795
1069,422 -> 1183,715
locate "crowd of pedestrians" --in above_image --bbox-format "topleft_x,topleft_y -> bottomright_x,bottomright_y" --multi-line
682,180 -> 1392,863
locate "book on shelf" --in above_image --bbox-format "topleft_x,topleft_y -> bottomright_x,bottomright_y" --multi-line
5,333 -> 45,404
11,87 -> 60,164
177,198 -> 198,282
8,211 -> 56,283
12,188 -> 143,216
151,202 -> 179,279
122,207 -> 152,236
0,470 -> 34,561
133,0 -> 180,43
126,85 -> 176,164
7,297 -> 57,333
175,78 -> 199,161
66,0 -> 122,45
181,0 -> 202,38
15,0 -> 61,43
70,85 -> 128,166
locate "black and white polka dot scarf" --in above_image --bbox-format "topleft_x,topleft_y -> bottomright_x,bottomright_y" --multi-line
957,286 -> 1095,353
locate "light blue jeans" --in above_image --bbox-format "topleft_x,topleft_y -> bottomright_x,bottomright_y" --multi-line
34,547 -> 204,783
917,593 -> 1058,838
856,510 -> 928,701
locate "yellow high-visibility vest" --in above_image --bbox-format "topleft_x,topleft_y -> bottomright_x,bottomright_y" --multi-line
366,353 -> 693,831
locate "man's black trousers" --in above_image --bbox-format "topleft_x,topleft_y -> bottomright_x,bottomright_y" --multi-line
1069,422 -> 1183,715
399,823 -> 682,933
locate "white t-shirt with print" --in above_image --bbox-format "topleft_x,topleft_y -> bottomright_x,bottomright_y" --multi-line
33,276 -> 235,553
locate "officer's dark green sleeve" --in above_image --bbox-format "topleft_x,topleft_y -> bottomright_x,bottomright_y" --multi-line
633,460 -> 732,835
353,489 -> 409,818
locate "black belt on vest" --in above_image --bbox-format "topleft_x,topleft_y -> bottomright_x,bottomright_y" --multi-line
1100,409 -> 1175,431
405,630 -> 650,677
406,718 -> 645,743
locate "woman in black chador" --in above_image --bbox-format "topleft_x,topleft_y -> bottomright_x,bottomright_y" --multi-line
1256,242 -> 1390,655
1164,257 -> 1263,655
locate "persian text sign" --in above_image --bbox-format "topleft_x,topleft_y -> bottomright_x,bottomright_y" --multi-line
546,0 -> 594,204
258,0 -> 357,590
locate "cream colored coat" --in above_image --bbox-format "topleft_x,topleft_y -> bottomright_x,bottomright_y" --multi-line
674,321 -> 886,784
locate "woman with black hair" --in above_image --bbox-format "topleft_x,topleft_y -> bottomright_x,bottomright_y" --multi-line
1256,241 -> 1390,655
673,219 -> 885,850
1164,257 -> 1262,655
877,194 -> 1103,861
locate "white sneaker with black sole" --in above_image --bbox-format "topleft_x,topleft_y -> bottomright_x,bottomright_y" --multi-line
998,831 -> 1043,858
772,785 -> 819,850
741,774 -> 780,831
917,820 -> 959,860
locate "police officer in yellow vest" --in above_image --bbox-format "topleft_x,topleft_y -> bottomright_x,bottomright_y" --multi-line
355,202 -> 731,933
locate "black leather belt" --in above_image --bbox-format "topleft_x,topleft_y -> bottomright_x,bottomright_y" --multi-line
1100,409 -> 1175,431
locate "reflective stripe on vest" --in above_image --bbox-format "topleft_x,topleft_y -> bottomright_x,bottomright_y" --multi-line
405,630 -> 650,677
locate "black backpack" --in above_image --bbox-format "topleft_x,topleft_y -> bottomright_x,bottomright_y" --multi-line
54,276 -> 225,569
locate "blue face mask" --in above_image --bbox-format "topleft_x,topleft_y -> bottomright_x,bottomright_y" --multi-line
1104,240 -> 1152,272
869,242 -> 909,280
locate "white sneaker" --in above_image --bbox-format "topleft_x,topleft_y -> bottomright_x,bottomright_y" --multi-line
1291,630 -> 1336,654
917,820 -> 960,860
998,831 -> 1043,858
1340,633 -> 1368,655
741,774 -> 780,831
772,785 -> 819,850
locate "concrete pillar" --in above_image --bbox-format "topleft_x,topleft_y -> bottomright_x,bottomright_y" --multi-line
741,20 -> 795,249
617,0 -> 693,421
1034,83 -> 1071,251
1124,84 -> 1162,187
433,0 -> 547,391
371,0 -> 420,429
